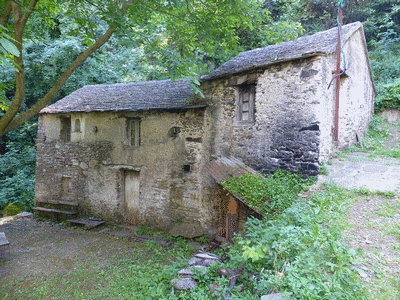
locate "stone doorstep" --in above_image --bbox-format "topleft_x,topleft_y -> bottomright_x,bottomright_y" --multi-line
67,218 -> 105,229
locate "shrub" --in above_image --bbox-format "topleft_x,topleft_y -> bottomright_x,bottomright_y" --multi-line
0,122 -> 37,211
2,203 -> 23,216
375,79 -> 400,112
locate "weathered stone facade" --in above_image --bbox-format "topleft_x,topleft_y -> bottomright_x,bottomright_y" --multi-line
35,22 -> 375,235
36,108 -> 217,233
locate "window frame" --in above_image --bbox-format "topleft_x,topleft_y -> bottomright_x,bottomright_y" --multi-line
127,118 -> 141,147
60,116 -> 71,142
238,84 -> 256,123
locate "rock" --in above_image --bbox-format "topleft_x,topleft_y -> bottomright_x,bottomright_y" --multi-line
170,221 -> 204,238
177,266 -> 208,276
201,258 -> 219,267
188,257 -> 202,266
170,277 -> 198,290
17,212 -> 33,218
189,241 -> 207,251
359,271 -> 368,278
261,293 -> 289,300
195,252 -> 223,262
201,259 -> 218,267
79,162 -> 88,170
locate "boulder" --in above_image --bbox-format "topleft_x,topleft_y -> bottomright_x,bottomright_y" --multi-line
170,277 -> 198,290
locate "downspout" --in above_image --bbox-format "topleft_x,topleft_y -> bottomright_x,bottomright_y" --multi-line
334,8 -> 343,142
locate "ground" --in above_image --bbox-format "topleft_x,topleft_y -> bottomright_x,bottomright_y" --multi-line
318,118 -> 400,299
0,118 -> 399,299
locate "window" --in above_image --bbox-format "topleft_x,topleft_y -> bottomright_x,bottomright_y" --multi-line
127,118 -> 140,147
74,119 -> 81,132
238,85 -> 255,122
60,117 -> 71,141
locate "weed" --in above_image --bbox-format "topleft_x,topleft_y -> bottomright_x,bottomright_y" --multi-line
334,145 -> 360,159
353,187 -> 396,199
377,200 -> 400,217
390,224 -> 400,240
222,170 -> 315,218
194,236 -> 210,244
319,165 -> 329,175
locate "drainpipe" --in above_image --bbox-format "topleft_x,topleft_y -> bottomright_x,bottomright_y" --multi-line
334,8 -> 343,142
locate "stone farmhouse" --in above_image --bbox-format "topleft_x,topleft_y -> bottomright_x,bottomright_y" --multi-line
34,22 -> 375,237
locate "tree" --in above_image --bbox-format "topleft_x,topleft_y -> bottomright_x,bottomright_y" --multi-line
0,0 -> 263,136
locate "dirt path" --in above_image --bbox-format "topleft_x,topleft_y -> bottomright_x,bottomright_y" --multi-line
317,121 -> 400,299
0,218 -> 141,282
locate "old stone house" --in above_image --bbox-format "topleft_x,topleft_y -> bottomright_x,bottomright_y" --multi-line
34,22 -> 375,237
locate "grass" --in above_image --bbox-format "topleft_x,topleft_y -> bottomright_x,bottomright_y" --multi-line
318,164 -> 329,175
333,116 -> 400,161
1,237 -> 194,300
345,191 -> 400,300
377,200 -> 400,217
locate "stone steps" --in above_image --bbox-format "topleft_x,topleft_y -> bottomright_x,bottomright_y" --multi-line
37,199 -> 79,207
33,199 -> 79,222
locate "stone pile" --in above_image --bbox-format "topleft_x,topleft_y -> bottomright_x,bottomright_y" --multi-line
170,251 -> 223,291
170,251 -> 288,299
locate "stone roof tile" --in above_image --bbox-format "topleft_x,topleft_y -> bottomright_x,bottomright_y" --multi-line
41,79 -> 202,114
202,22 -> 363,80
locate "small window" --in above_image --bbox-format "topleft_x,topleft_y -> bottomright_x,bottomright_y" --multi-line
238,85 -> 255,122
60,117 -> 71,141
127,118 -> 140,147
74,119 -> 81,132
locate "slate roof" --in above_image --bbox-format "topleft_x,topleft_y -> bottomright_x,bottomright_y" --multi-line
202,22 -> 364,80
41,79 -> 203,114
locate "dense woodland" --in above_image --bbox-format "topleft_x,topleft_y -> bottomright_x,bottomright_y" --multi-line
0,0 -> 399,212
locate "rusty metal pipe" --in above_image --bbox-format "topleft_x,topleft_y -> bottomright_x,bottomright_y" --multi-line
334,8 -> 343,142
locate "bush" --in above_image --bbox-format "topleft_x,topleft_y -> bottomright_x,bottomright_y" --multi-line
2,203 -> 23,216
228,184 -> 367,299
0,122 -> 37,211
375,79 -> 400,112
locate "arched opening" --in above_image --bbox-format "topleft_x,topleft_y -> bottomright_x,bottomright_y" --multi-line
74,119 -> 81,132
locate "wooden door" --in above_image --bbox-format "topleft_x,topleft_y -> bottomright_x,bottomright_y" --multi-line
124,170 -> 140,225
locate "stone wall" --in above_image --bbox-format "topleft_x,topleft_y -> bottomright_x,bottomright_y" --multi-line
202,58 -> 324,176
35,108 -> 216,234
202,31 -> 374,176
336,28 -> 375,148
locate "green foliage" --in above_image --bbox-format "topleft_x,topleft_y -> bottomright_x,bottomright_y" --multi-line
229,184 -> 367,299
0,122 -> 37,211
222,170 -> 315,218
375,79 -> 400,112
2,202 -> 23,216
359,115 -> 400,160
319,165 -> 329,175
